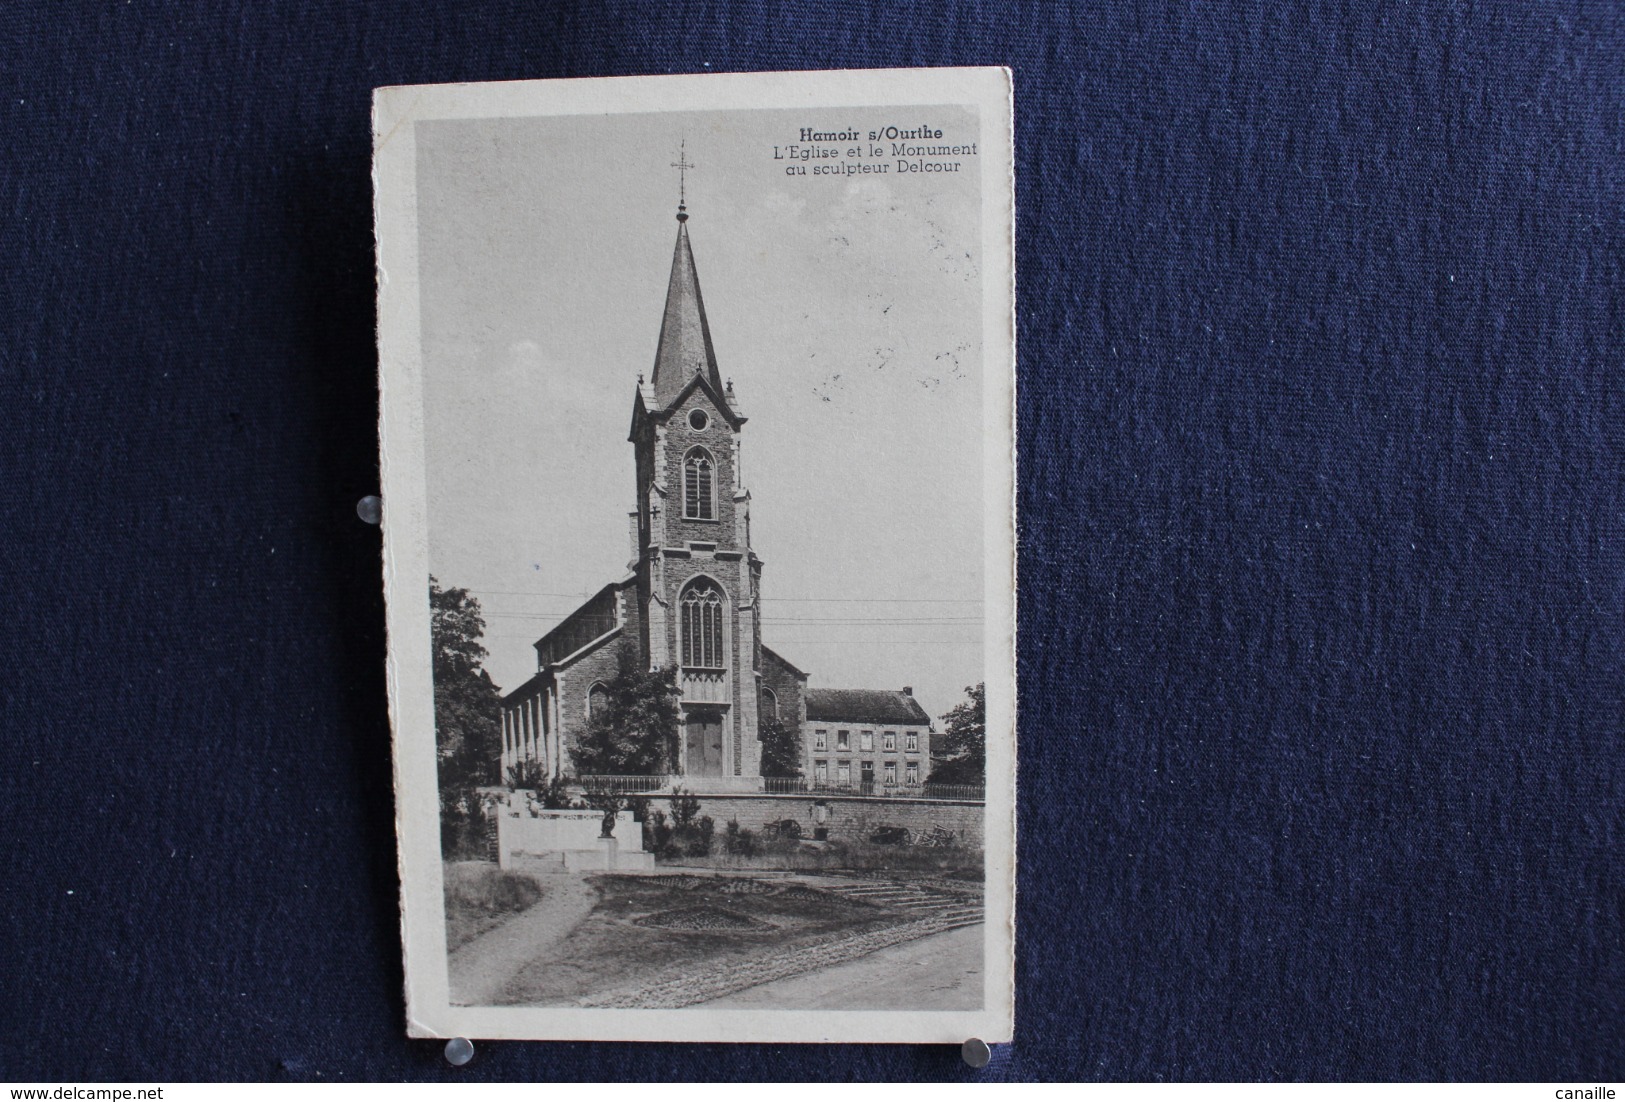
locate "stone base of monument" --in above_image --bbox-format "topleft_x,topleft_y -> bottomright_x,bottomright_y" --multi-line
496,807 -> 655,871
560,836 -> 657,872
675,774 -> 767,794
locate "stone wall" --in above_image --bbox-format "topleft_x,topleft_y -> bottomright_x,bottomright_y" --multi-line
759,647 -> 808,733
662,388 -> 739,545
657,792 -> 984,850
555,632 -> 627,773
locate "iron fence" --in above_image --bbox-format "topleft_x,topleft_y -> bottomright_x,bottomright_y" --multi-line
562,774 -> 985,802
571,774 -> 679,794
761,776 -> 984,802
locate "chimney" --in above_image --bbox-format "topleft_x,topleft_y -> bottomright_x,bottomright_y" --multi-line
902,686 -> 913,696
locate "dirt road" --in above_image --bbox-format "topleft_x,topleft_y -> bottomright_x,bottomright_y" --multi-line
699,922 -> 984,1010
447,868 -> 598,1006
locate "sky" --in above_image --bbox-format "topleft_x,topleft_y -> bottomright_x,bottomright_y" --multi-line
415,104 -> 986,722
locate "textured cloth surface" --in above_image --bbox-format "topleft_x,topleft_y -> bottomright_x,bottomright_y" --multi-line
2,0 -> 1622,1083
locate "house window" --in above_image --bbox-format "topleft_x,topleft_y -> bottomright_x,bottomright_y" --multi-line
882,731 -> 896,751
761,687 -> 778,720
884,761 -> 897,784
587,682 -> 609,717
860,730 -> 873,752
688,408 -> 710,431
860,762 -> 874,789
906,731 -> 919,752
836,762 -> 851,785
836,730 -> 850,751
680,580 -> 724,668
683,447 -> 715,519
906,763 -> 919,785
814,729 -> 827,751
814,761 -> 828,784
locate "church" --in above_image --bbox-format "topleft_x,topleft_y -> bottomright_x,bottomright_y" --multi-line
497,192 -> 931,793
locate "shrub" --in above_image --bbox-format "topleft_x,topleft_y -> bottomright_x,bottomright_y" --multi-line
440,793 -> 489,861
669,788 -> 701,830
443,864 -> 542,916
724,819 -> 760,857
506,759 -> 545,791
683,814 -> 716,857
645,809 -> 674,854
538,775 -> 572,809
869,825 -> 912,846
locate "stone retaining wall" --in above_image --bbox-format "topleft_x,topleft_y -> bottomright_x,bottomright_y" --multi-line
662,792 -> 983,850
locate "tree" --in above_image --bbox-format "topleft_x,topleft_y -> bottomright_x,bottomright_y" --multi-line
429,576 -> 504,854
758,714 -> 802,778
928,682 -> 985,786
569,643 -> 681,775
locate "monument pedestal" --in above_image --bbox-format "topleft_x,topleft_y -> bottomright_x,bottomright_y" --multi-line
674,774 -> 766,794
560,836 -> 656,871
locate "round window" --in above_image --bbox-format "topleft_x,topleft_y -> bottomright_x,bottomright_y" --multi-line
688,409 -> 710,431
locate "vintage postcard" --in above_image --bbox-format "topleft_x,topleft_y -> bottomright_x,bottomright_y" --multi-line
374,67 -> 1015,1043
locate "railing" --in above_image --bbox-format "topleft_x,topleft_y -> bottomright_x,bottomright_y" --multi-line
559,774 -> 986,802
762,776 -> 985,802
572,774 -> 680,794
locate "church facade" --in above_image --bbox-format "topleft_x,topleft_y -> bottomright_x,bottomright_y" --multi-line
498,200 -> 921,792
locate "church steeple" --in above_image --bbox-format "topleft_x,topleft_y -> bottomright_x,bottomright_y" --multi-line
649,217 -> 725,407
626,175 -> 763,782
650,145 -> 721,409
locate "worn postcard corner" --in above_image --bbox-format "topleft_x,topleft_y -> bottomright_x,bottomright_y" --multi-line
374,67 -> 1015,1044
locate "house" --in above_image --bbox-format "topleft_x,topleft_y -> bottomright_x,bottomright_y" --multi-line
802,687 -> 935,793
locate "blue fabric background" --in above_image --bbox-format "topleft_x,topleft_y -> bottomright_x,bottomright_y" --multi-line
2,0 -> 1620,1082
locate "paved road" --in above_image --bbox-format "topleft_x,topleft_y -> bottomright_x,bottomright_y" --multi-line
700,923 -> 984,1010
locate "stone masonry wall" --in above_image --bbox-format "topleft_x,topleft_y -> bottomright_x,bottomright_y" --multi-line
662,389 -> 738,546
759,648 -> 807,734
657,793 -> 983,851
556,634 -> 627,774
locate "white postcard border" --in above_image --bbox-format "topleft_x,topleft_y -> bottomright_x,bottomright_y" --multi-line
374,66 -> 1016,1044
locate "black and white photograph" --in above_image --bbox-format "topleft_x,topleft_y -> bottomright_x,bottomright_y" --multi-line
375,69 -> 1015,1043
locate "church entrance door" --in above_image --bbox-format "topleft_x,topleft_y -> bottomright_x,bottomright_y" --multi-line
683,710 -> 725,777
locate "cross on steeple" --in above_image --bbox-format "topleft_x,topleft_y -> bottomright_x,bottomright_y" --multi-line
671,142 -> 694,222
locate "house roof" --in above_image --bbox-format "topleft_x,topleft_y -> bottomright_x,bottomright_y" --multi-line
805,688 -> 932,727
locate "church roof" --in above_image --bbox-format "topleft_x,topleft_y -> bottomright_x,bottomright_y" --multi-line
761,643 -> 809,680
531,581 -> 627,669
804,688 -> 932,727
650,219 -> 726,407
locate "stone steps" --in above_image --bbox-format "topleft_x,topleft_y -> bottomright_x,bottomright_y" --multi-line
821,882 -> 983,919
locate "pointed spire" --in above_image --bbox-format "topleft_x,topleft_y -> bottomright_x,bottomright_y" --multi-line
649,217 -> 724,406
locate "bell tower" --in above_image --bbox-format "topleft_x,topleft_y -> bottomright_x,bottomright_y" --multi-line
627,172 -> 764,784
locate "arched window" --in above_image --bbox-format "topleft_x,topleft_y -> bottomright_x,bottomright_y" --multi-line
586,682 -> 609,718
681,580 -> 725,668
761,687 -> 778,720
683,447 -> 715,520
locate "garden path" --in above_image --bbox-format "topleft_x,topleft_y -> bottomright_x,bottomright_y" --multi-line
447,866 -> 597,1006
